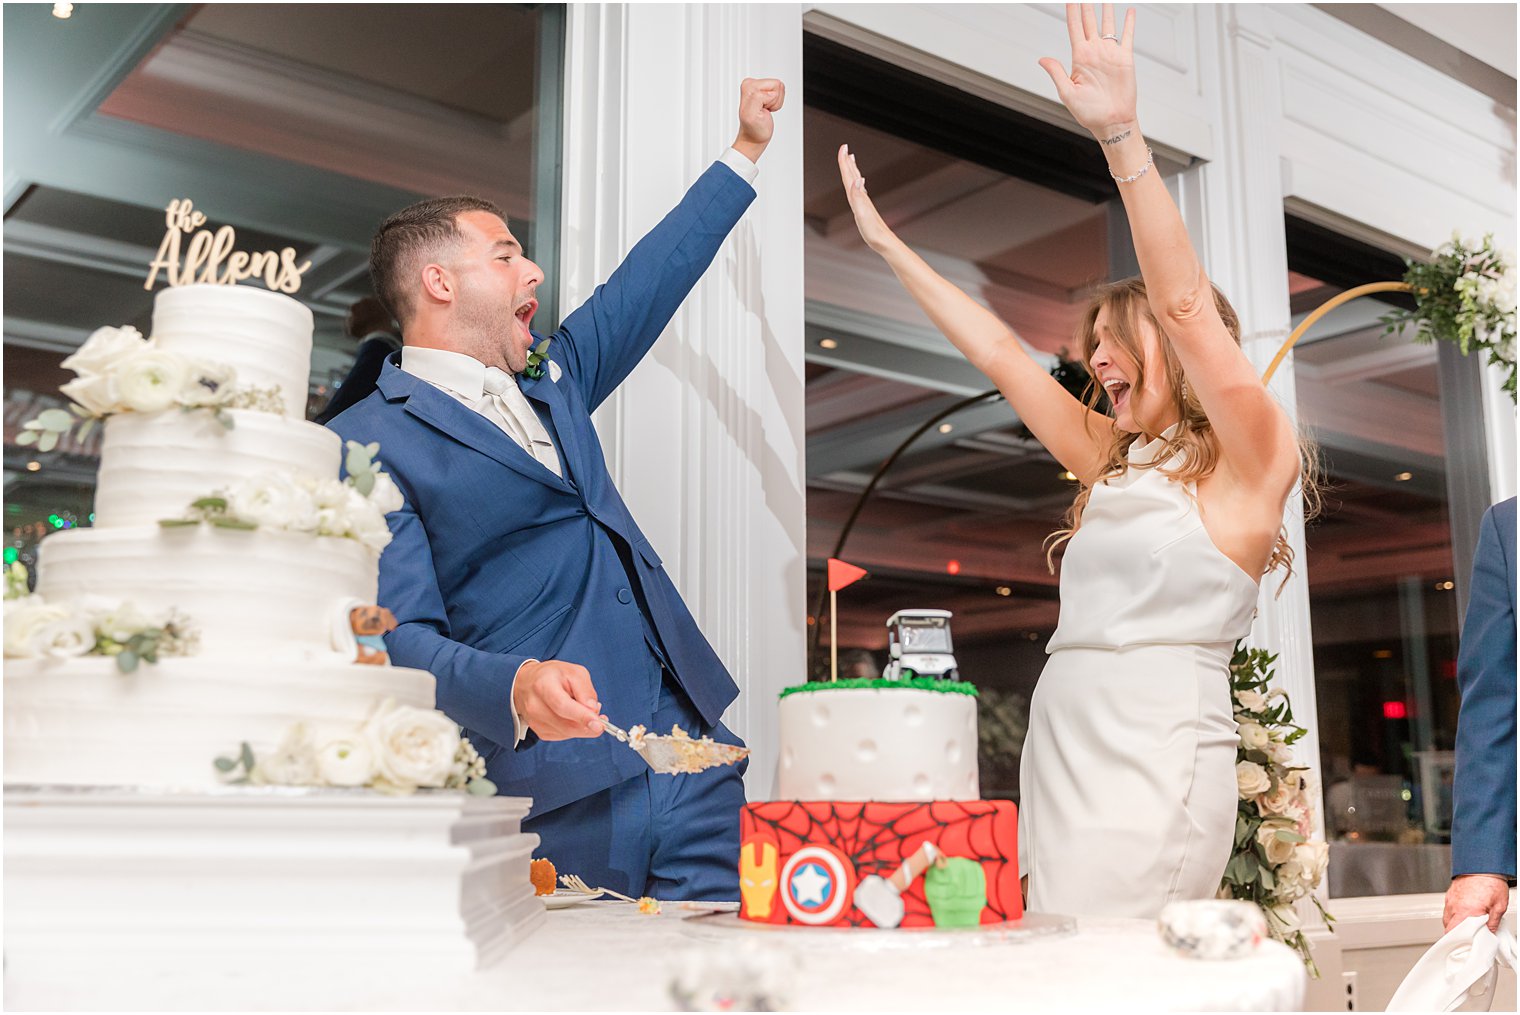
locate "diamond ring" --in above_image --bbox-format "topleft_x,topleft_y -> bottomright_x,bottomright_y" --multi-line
1100,33 -> 1120,42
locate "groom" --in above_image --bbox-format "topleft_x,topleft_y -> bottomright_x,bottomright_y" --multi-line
328,78 -> 784,899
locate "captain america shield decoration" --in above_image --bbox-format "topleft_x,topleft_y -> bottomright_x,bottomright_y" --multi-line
780,844 -> 855,925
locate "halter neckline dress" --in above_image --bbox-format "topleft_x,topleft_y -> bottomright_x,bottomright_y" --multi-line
1018,425 -> 1260,918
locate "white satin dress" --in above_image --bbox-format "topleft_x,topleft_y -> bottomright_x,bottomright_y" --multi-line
1019,426 -> 1259,918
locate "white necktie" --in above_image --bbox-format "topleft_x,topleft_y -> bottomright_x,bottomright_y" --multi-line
482,368 -> 561,478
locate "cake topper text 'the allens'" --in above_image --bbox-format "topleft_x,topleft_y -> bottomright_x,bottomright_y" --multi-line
144,199 -> 311,294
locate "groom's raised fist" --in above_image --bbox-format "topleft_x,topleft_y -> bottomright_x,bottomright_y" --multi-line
513,659 -> 604,740
733,77 -> 785,164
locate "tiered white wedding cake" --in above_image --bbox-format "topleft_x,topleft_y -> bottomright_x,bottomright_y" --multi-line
3,283 -> 542,1010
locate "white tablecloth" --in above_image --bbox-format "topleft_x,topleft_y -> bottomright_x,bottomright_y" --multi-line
445,902 -> 1307,1012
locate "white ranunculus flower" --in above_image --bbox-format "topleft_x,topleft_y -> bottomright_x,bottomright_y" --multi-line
368,471 -> 404,515
346,499 -> 394,553
366,700 -> 461,790
315,736 -> 377,787
178,360 -> 238,408
1265,738 -> 1295,766
1256,824 -> 1297,867
115,350 -> 191,413
251,723 -> 319,786
1292,841 -> 1329,887
226,472 -> 319,533
61,325 -> 149,377
1237,721 -> 1270,751
1233,688 -> 1268,713
311,477 -> 352,510
32,614 -> 98,660
4,600 -> 71,657
60,372 -> 120,416
1236,761 -> 1271,799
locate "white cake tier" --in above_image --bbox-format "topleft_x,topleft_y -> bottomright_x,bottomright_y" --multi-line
150,284 -> 314,418
93,409 -> 341,528
776,687 -> 980,801
38,525 -> 376,659
3,655 -> 435,789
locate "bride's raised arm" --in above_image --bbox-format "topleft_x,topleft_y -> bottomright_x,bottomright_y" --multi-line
837,144 -> 1112,485
1039,3 -> 1298,495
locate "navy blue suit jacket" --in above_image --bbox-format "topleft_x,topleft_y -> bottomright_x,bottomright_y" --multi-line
330,162 -> 755,816
1451,496 -> 1517,879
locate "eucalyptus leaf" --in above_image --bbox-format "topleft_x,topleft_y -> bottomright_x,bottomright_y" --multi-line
76,417 -> 97,441
208,517 -> 258,531
37,432 -> 59,453
15,431 -> 37,446
467,777 -> 498,796
1273,829 -> 1307,844
1235,814 -> 1253,848
218,411 -> 236,431
116,651 -> 139,674
158,518 -> 202,528
214,756 -> 237,773
240,742 -> 255,770
1258,866 -> 1276,890
351,470 -> 375,497
191,497 -> 229,511
36,408 -> 75,429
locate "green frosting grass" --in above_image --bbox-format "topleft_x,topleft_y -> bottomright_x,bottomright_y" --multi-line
779,677 -> 979,699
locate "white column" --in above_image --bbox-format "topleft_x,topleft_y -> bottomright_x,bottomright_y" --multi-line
559,4 -> 806,799
1190,3 -> 1326,828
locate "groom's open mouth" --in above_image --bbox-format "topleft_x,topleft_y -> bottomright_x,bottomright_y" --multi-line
514,298 -> 538,337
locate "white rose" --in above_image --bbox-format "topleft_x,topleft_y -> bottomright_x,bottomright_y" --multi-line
311,477 -> 352,510
1233,688 -> 1267,713
32,614 -> 97,660
1265,904 -> 1301,936
60,372 -> 120,416
251,723 -> 318,786
1237,721 -> 1270,751
368,471 -> 404,515
347,499 -> 394,553
115,350 -> 190,413
1256,824 -> 1297,866
315,737 -> 377,787
61,325 -> 149,376
1236,761 -> 1271,799
178,360 -> 238,408
366,701 -> 461,790
4,600 -> 70,657
226,473 -> 319,533
1256,779 -> 1296,817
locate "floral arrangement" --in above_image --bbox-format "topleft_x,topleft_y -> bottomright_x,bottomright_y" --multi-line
1220,643 -> 1333,975
18,324 -> 283,452
159,441 -> 403,552
3,565 -> 199,672
522,337 -> 552,380
214,697 -> 496,796
1382,232 -> 1517,401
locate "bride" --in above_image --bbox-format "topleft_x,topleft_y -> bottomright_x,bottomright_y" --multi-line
836,2 -> 1310,917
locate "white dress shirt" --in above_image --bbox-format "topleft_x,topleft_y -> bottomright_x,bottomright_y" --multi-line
397,145 -> 758,745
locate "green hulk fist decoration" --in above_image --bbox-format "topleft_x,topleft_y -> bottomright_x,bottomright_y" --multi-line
923,857 -> 986,928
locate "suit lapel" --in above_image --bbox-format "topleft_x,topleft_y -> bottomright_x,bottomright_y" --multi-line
380,363 -> 574,492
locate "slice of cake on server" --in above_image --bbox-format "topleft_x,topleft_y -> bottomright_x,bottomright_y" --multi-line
742,610 -> 1023,929
4,282 -> 542,1009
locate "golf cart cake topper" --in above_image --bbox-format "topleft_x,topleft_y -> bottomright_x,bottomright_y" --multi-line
883,609 -> 959,681
145,198 -> 312,294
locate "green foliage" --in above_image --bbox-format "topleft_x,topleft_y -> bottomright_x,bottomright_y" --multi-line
344,440 -> 381,497
1381,233 -> 1517,401
4,562 -> 31,600
779,676 -> 979,698
523,338 -> 553,380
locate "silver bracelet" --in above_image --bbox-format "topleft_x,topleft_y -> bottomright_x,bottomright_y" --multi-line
1110,145 -> 1154,184
1099,128 -> 1132,146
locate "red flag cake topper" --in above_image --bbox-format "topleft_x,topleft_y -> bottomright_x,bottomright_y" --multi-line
827,557 -> 868,592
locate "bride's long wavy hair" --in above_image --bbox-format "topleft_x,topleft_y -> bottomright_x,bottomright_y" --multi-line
1043,277 -> 1320,594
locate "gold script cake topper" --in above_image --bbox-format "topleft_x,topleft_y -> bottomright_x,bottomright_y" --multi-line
144,199 -> 311,294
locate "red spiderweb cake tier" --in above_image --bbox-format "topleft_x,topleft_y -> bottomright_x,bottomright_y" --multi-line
740,800 -> 1021,928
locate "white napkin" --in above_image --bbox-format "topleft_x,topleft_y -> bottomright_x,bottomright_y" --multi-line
1386,913 -> 1517,1012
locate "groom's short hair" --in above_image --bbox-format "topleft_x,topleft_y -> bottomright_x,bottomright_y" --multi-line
370,195 -> 506,326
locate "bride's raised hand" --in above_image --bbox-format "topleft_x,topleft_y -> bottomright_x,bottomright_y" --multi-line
837,144 -> 896,251
1038,4 -> 1137,138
